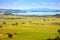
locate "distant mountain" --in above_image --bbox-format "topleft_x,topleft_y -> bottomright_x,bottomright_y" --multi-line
0,8 -> 60,15
27,8 -> 60,12
0,8 -> 60,13
0,9 -> 27,15
54,14 -> 60,16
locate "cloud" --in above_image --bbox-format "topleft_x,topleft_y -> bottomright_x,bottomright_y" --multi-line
14,2 -> 18,4
32,3 -> 37,5
58,2 -> 60,4
42,2 -> 46,4
42,2 -> 56,5
13,0 -> 23,5
48,3 -> 56,4
18,0 -> 23,3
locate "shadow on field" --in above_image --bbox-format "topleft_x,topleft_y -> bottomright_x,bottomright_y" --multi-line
47,29 -> 60,40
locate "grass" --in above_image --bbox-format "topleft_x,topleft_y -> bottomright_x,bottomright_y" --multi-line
0,15 -> 60,40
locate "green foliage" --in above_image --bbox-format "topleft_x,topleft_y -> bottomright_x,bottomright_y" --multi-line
7,33 -> 13,38
0,26 -> 3,28
58,29 -> 60,34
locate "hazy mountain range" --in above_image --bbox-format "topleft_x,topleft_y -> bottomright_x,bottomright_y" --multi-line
0,8 -> 60,13
0,8 -> 60,15
0,9 -> 26,13
27,8 -> 60,12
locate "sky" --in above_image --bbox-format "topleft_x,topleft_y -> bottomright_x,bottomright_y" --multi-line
0,0 -> 60,10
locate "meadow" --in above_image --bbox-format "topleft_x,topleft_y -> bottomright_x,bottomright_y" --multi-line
0,15 -> 60,40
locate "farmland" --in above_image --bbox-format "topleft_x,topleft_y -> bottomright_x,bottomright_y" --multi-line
0,15 -> 60,40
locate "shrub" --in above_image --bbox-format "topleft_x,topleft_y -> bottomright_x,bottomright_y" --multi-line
3,22 -> 6,24
29,21 -> 32,23
52,22 -> 60,25
0,26 -> 3,28
14,32 -> 17,34
7,33 -> 13,38
54,36 -> 60,40
47,38 -> 51,40
12,23 -> 18,26
16,23 -> 18,25
22,22 -> 25,24
58,29 -> 60,34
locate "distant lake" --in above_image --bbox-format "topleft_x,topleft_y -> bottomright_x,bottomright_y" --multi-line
13,12 -> 60,15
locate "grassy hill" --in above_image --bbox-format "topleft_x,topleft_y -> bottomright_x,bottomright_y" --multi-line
0,15 -> 60,40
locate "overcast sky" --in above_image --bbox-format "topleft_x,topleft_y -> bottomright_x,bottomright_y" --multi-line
0,0 -> 60,10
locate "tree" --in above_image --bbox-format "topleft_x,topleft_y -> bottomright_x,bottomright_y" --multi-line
16,23 -> 18,25
0,26 -> 3,28
22,22 -> 25,24
7,33 -> 13,38
47,38 -> 51,40
54,36 -> 60,40
29,21 -> 32,23
3,22 -> 6,24
58,29 -> 60,34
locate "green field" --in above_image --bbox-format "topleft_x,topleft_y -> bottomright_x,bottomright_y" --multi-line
0,15 -> 60,40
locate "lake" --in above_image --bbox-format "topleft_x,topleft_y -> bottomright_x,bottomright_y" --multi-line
13,12 -> 60,15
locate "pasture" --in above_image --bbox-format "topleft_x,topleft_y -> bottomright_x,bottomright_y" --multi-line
0,15 -> 60,40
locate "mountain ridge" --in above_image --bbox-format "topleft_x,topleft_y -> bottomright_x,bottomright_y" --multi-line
0,8 -> 60,15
